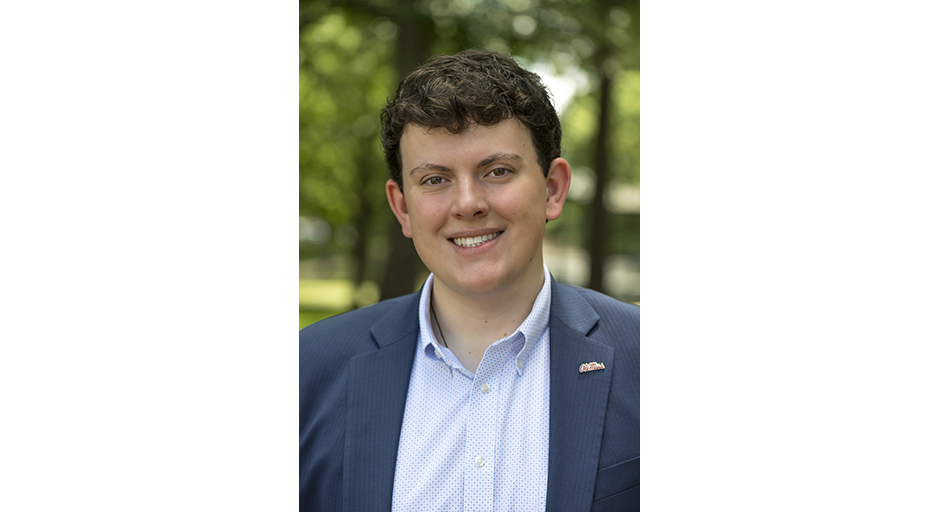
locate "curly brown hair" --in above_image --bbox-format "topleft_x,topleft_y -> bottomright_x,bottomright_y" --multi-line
381,49 -> 562,190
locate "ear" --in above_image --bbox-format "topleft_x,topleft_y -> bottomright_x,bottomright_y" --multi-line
545,157 -> 571,221
386,179 -> 413,238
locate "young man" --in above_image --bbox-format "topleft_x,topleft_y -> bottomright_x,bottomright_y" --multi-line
300,49 -> 639,512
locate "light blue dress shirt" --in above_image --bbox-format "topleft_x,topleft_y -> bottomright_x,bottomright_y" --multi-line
391,266 -> 553,512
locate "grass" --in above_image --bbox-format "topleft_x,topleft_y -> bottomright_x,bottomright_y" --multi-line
299,279 -> 382,330
299,279 -> 355,309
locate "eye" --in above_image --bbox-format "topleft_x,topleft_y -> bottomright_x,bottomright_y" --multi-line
490,168 -> 509,177
424,176 -> 445,186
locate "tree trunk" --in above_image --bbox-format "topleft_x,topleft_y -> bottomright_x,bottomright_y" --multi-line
351,142 -> 373,308
588,64 -> 613,293
379,2 -> 434,300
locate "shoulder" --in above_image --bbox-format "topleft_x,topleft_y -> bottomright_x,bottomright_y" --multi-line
565,283 -> 639,317
299,294 -> 410,340
553,282 -> 639,328
299,291 -> 422,380
299,292 -> 419,359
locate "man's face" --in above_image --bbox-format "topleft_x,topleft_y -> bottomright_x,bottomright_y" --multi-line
387,118 -> 570,300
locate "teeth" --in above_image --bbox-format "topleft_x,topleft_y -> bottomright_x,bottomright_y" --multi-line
452,231 -> 501,248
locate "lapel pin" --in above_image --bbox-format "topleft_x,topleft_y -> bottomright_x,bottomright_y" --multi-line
579,361 -> 606,373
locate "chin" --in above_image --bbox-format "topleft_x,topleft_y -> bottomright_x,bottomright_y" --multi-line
451,271 -> 516,297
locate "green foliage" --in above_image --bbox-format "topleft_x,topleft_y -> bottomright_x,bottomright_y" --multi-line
300,9 -> 397,261
548,66 -> 640,254
612,69 -> 641,184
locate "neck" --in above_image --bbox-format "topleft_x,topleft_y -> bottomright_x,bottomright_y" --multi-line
430,267 -> 545,373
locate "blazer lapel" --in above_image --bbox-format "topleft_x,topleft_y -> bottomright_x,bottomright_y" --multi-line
343,294 -> 420,511
545,281 -> 615,512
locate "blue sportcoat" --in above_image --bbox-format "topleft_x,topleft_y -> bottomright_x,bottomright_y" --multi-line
300,279 -> 639,511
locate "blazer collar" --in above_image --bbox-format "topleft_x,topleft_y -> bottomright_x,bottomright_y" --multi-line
549,278 -> 601,335
369,292 -> 422,349
545,279 -> 615,511
344,292 -> 421,511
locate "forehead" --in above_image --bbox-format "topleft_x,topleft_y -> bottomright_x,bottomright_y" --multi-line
400,118 -> 536,165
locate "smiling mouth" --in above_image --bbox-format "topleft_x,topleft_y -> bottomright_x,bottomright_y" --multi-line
450,231 -> 503,248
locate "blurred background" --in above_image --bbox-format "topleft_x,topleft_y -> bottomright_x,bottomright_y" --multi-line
300,0 -> 639,329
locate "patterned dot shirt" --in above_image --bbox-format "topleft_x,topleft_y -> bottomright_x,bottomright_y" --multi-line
391,266 -> 553,512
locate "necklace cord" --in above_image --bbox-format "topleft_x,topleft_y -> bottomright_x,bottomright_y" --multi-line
429,301 -> 448,348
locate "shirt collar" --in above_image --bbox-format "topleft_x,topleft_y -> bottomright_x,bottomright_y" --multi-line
417,265 -> 552,376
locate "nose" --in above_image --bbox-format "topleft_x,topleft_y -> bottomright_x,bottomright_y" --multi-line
451,178 -> 489,219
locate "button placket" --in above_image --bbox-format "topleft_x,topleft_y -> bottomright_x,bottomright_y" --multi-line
463,352 -> 500,511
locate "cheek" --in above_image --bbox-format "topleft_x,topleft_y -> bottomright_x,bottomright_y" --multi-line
494,185 -> 545,222
406,196 -> 450,231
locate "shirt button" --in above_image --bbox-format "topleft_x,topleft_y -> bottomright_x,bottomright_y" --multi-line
517,359 -> 524,369
474,456 -> 485,467
480,383 -> 490,394
434,349 -> 443,359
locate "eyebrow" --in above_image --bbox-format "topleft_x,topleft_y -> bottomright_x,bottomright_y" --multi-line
408,162 -> 450,176
408,152 -> 523,176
